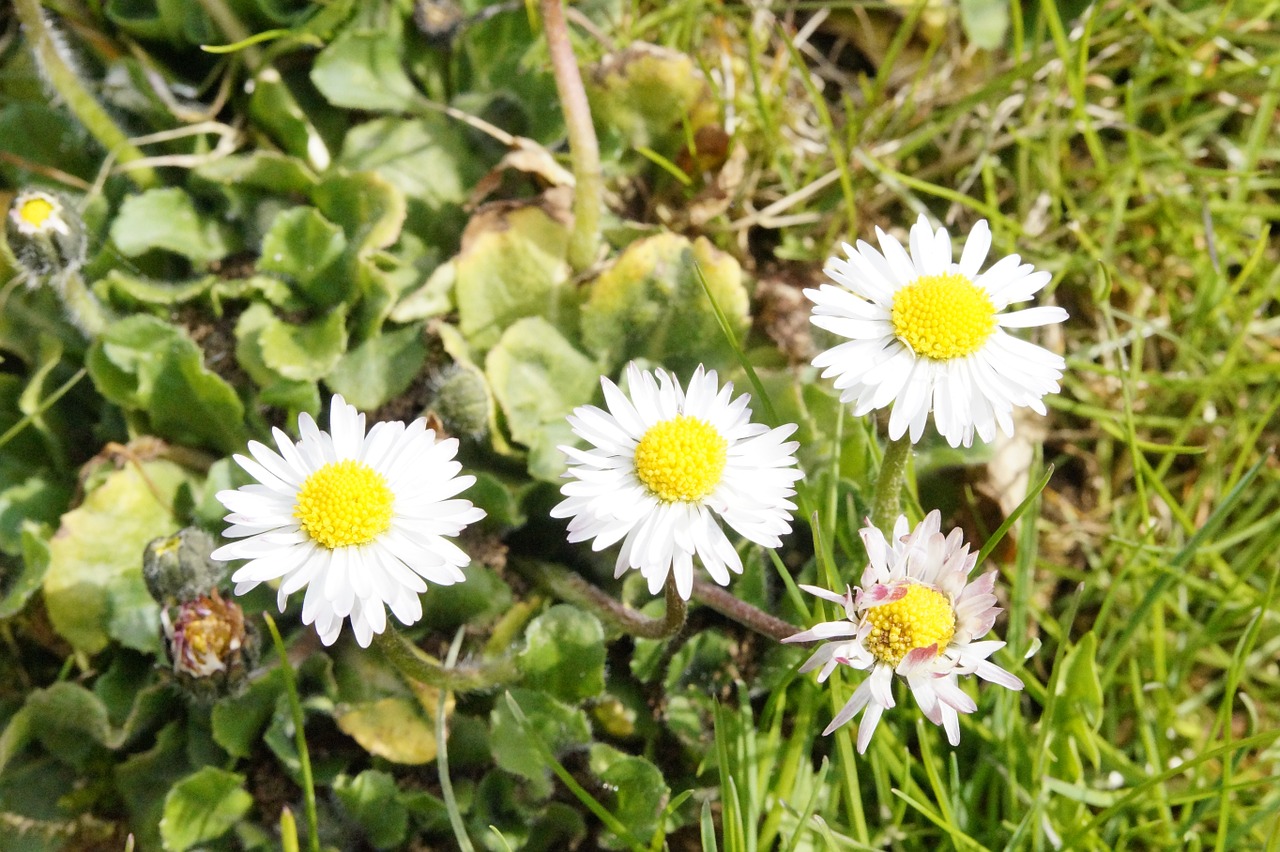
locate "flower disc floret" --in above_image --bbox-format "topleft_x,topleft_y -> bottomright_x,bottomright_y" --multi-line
634,415 -> 727,503
294,460 -> 394,549
891,272 -> 996,360
864,583 -> 956,666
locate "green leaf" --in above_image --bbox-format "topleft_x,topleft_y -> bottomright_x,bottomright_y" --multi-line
87,315 -> 247,453
311,22 -> 418,112
41,460 -> 196,654
959,0 -> 1010,50
0,475 -> 69,557
420,565 -> 513,633
588,744 -> 670,847
518,605 -> 607,703
0,525 -> 53,618
248,69 -> 333,171
313,171 -> 407,254
325,325 -> 427,409
212,669 -> 284,759
115,721 -> 191,851
110,188 -> 234,264
333,770 -> 410,849
233,303 -> 320,417
258,206 -> 348,304
258,306 -> 349,382
0,104 -> 99,184
98,270 -> 217,308
485,316 -> 599,452
193,150 -> 318,194
580,233 -> 749,374
489,688 -> 591,800
454,199 -> 572,353
587,44 -> 719,157
159,767 -> 253,851
26,683 -> 124,768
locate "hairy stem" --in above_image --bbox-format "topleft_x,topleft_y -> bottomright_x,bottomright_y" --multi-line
516,560 -> 687,639
13,0 -> 158,189
691,580 -> 803,643
539,0 -> 602,272
374,627 -> 518,692
871,434 -> 913,533
262,614 -> 320,852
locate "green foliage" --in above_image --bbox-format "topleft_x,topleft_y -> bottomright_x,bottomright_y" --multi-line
518,605 -> 606,703
580,233 -> 749,373
87,316 -> 247,453
41,459 -> 197,654
159,767 -> 254,851
2,0 -> 1278,849
109,188 -> 235,263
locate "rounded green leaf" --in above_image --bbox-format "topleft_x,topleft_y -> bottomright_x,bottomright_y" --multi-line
518,605 -> 607,703
258,307 -> 349,382
325,325 -> 427,410
159,767 -> 253,851
42,460 -> 196,654
258,206 -> 348,301
580,233 -> 749,373
311,23 -> 418,112
489,688 -> 591,800
485,316 -> 599,452
334,770 -> 409,849
454,200 -> 572,353
110,188 -> 234,263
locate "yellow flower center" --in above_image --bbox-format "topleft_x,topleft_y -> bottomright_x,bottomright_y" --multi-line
891,272 -> 996,360
294,460 -> 395,549
863,584 -> 956,667
633,415 -> 727,503
17,195 -> 58,231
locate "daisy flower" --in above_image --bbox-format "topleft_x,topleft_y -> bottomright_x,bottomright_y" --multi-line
807,215 -> 1068,447
8,189 -> 71,237
551,363 -> 803,600
212,394 -> 485,647
783,511 -> 1023,753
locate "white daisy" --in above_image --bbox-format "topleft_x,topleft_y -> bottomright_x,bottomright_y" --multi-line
212,394 -> 485,647
8,189 -> 71,237
551,363 -> 803,600
807,215 -> 1068,447
783,511 -> 1024,754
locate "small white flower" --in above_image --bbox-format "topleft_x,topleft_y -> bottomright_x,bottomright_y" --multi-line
783,511 -> 1024,753
551,363 -> 803,600
212,394 -> 485,647
807,215 -> 1068,447
8,189 -> 71,237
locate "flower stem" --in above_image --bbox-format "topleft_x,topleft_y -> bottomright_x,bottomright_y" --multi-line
58,271 -> 111,336
871,434 -> 913,533
515,560 -> 686,639
436,628 -> 476,852
373,627 -> 518,692
261,613 -> 320,852
538,0 -> 602,272
13,0 -> 159,190
691,579 -> 802,643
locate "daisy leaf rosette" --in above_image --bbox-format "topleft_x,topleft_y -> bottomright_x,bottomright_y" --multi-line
807,215 -> 1068,447
784,510 -> 1024,753
551,363 -> 803,600
212,394 -> 485,647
